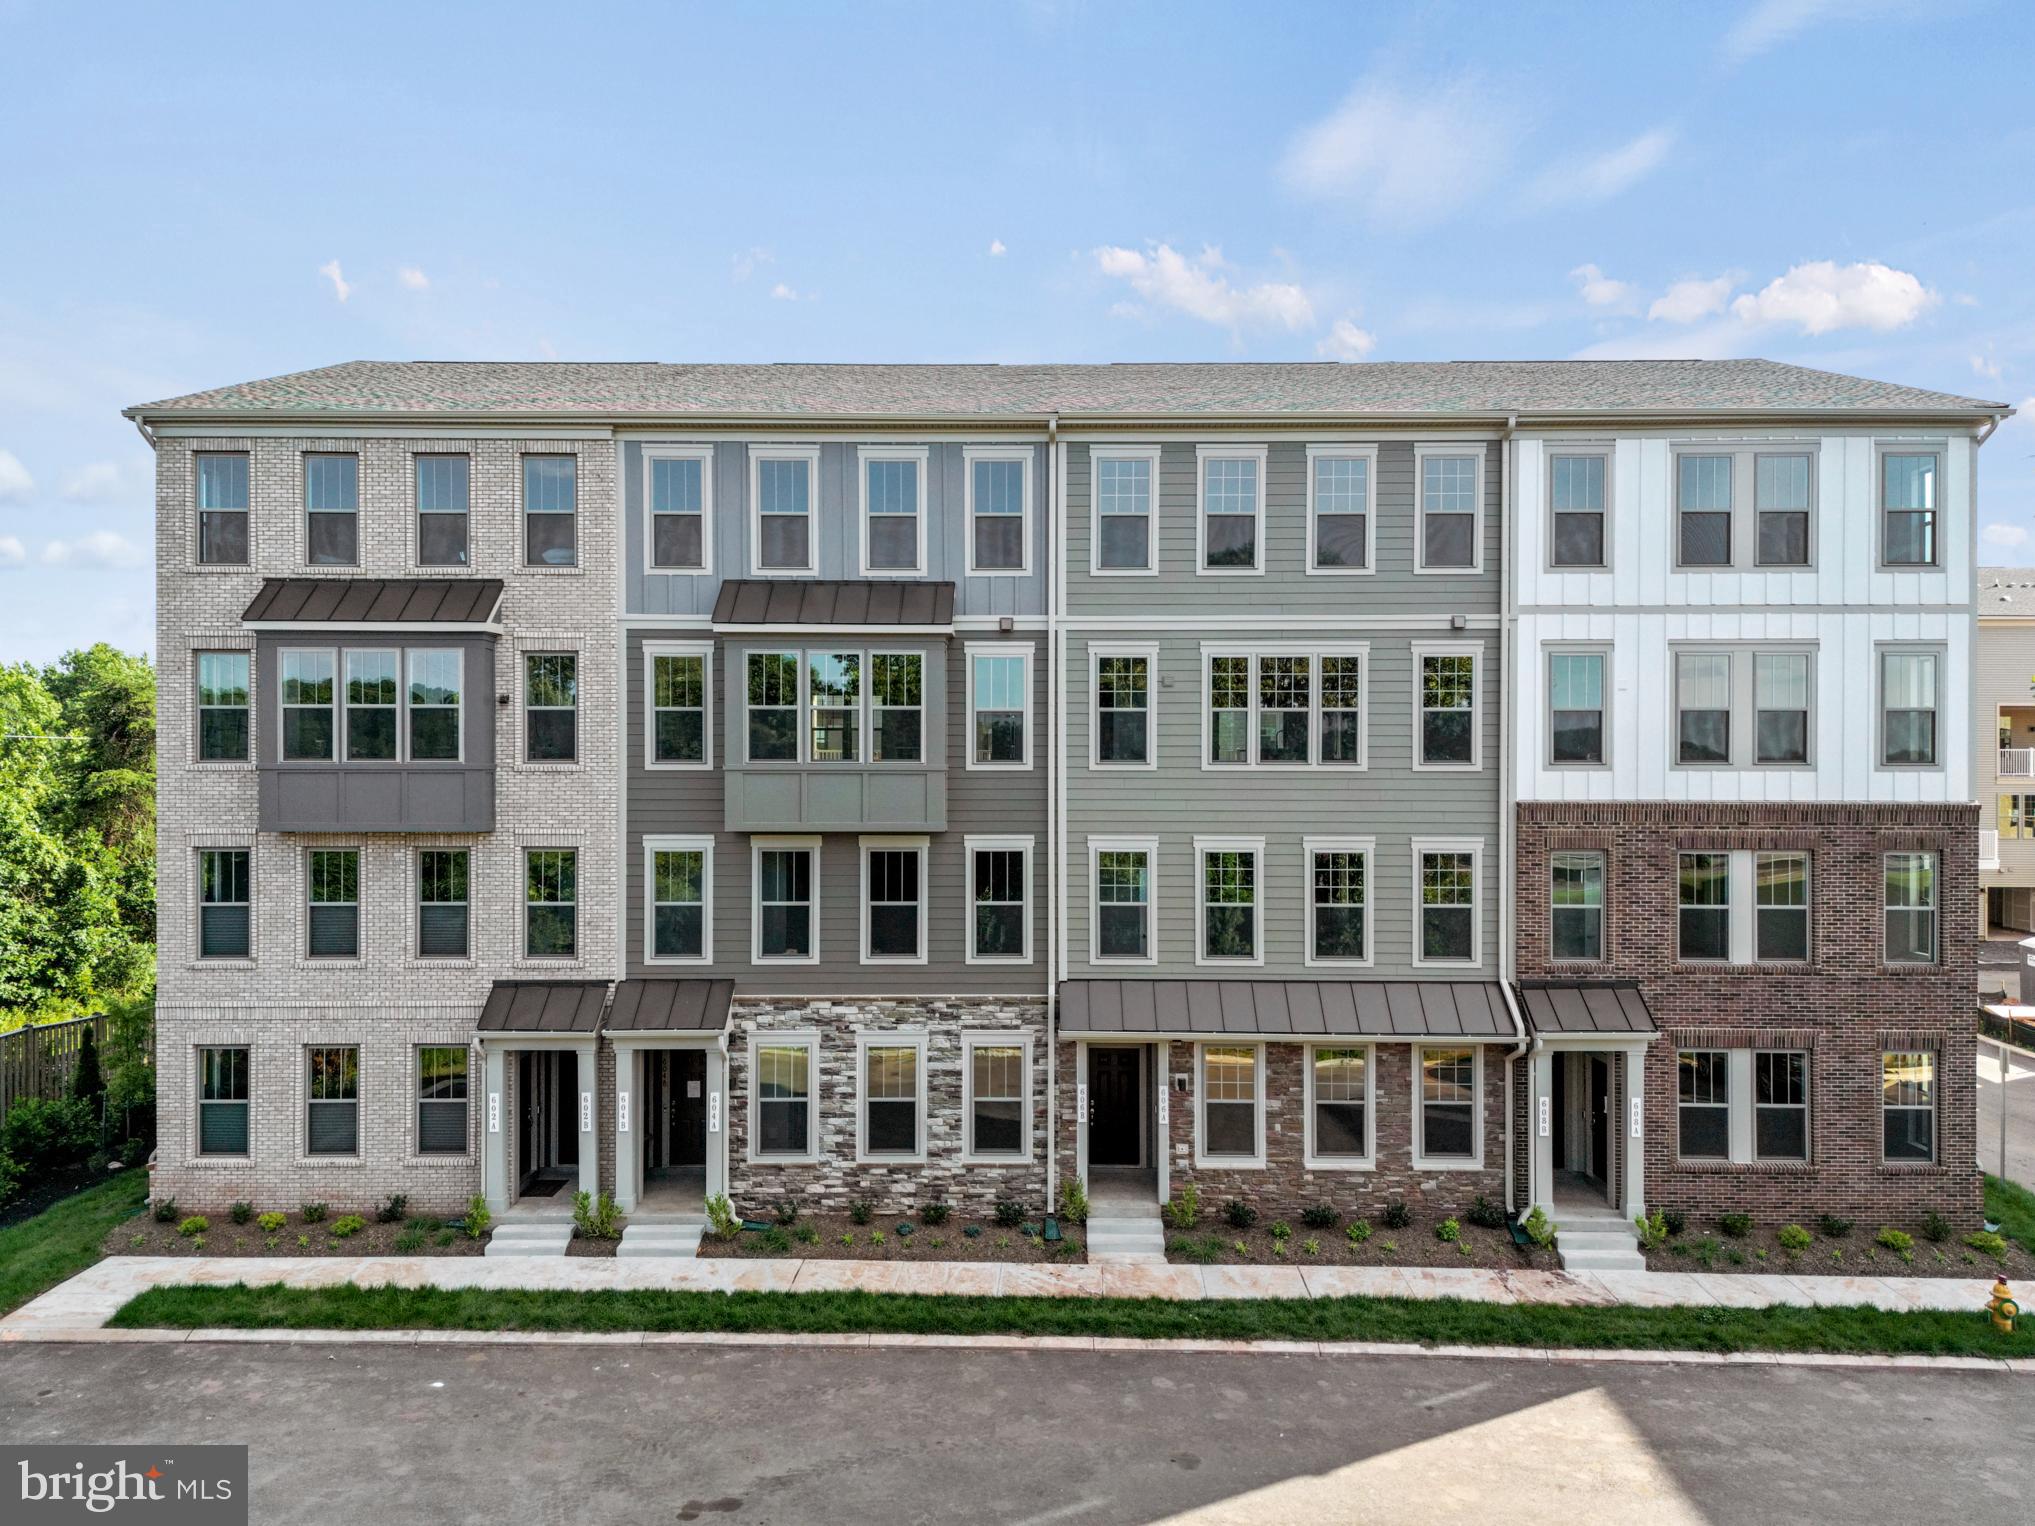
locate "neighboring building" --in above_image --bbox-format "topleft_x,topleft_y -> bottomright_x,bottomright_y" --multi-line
130,360 -> 2007,1232
1976,567 -> 2035,940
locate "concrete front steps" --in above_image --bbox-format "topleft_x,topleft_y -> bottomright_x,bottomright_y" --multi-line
1553,1206 -> 1647,1274
617,1221 -> 705,1260
1086,1203 -> 1167,1264
484,1222 -> 572,1258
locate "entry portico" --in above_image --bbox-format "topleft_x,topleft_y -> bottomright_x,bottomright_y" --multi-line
608,977 -> 735,1216
476,980 -> 606,1215
1513,982 -> 1656,1222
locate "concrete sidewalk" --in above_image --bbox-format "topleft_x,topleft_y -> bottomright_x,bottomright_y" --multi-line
0,1253 -> 2009,1341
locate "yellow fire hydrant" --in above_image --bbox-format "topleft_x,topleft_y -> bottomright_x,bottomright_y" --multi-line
1988,1279 -> 2018,1335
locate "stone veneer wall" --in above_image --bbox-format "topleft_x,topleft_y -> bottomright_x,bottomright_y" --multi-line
727,998 -> 1049,1215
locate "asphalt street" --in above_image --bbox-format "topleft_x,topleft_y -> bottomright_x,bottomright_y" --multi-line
2,1340 -> 2028,1524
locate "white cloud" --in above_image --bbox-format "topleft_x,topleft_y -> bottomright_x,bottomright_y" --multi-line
769,282 -> 802,302
988,239 -> 1007,257
398,266 -> 429,290
318,259 -> 351,303
0,534 -> 24,567
1971,351 -> 2003,380
1721,0 -> 1922,65
1983,522 -> 2029,548
1649,274 -> 1737,323
1093,243 -> 1314,331
40,530 -> 143,569
1281,74 -> 1518,228
59,462 -> 123,502
0,447 -> 34,503
1570,263 -> 1639,310
1728,260 -> 1936,334
731,247 -> 773,282
1316,318 -> 1378,362
1529,128 -> 1675,208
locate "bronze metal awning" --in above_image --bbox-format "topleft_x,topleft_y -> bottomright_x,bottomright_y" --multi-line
243,577 -> 505,625
475,980 -> 609,1035
711,578 -> 955,627
1513,981 -> 1657,1036
605,978 -> 735,1034
1057,980 -> 1517,1040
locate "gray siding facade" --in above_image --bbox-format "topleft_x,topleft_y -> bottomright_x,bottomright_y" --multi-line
1978,617 -> 2035,892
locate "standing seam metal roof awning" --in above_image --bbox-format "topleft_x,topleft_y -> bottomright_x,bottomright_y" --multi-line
606,978 -> 735,1034
1057,980 -> 1516,1039
475,980 -> 610,1034
1514,982 -> 1658,1036
711,579 -> 955,627
242,577 -> 505,624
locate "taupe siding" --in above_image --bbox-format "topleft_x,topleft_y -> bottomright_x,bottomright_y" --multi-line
1978,621 -> 2035,884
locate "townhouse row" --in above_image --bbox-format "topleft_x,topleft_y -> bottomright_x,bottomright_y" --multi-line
135,359 -> 2005,1231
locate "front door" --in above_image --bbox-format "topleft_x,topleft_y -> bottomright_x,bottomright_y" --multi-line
1089,1047 -> 1143,1167
669,1050 -> 706,1168
1588,1056 -> 1609,1186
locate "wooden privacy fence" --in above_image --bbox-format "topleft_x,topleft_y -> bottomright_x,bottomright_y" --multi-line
0,1014 -> 109,1118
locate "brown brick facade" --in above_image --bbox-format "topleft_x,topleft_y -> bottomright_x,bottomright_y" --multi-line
1515,801 -> 1981,1223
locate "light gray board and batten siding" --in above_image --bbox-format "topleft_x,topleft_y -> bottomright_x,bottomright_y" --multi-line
1063,627 -> 1500,981
624,628 -> 1049,994
1063,441 -> 1501,618
621,440 -> 1047,619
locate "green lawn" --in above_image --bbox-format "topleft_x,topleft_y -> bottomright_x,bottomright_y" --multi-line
108,1281 -> 2034,1359
0,1169 -> 147,1315
1986,1174 -> 2035,1257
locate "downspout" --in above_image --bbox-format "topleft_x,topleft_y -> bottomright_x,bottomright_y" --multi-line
1045,412 -> 1061,1212
1498,412 -> 1527,1215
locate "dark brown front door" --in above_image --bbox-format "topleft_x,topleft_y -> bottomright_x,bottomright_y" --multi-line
670,1050 -> 706,1168
1089,1048 -> 1142,1167
1588,1056 -> 1609,1185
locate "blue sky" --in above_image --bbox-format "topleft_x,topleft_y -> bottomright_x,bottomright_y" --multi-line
2,0 -> 2032,663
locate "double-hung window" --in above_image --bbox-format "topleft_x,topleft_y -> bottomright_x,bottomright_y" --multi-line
198,848 -> 250,959
198,1047 -> 250,1156
870,653 -> 922,761
755,840 -> 816,961
344,649 -> 399,761
1676,454 -> 1732,566
1308,447 -> 1372,571
860,448 -> 925,574
1548,651 -> 1606,765
1416,845 -> 1478,964
1093,649 -> 1152,766
417,848 -> 469,959
305,453 -> 359,566
860,1037 -> 924,1160
1879,649 -> 1939,766
1881,1051 -> 1935,1161
746,653 -> 800,761
408,649 -> 462,760
196,651 -> 251,761
1754,653 -> 1810,764
1306,841 -> 1369,963
648,838 -> 710,962
1548,451 -> 1608,567
306,849 -> 359,959
280,650 -> 336,760
1093,449 -> 1157,572
525,848 -> 577,958
1320,655 -> 1362,764
1755,852 -> 1810,962
1092,841 -> 1153,962
1884,851 -> 1937,964
1308,1047 -> 1369,1163
1675,647 -> 1816,768
968,838 -> 1030,962
1550,851 -> 1604,960
1209,656 -> 1250,764
964,1035 -> 1028,1159
1755,1051 -> 1809,1161
1197,839 -> 1261,964
1208,649 -> 1365,767
967,450 -> 1028,572
415,454 -> 470,567
195,452 -> 249,564
1881,450 -> 1939,567
752,1038 -> 814,1159
525,653 -> 578,762
417,1046 -> 469,1155
808,653 -> 860,762
306,1045 -> 359,1156
1677,852 -> 1729,962
1676,651 -> 1731,764
523,454 -> 578,566
1417,451 -> 1480,570
1198,448 -> 1263,571
1199,1044 -> 1261,1163
1257,656 -> 1310,764
1677,1050 -> 1729,1159
1418,649 -> 1478,766
752,449 -> 816,573
1416,1047 -> 1477,1164
1755,453 -> 1811,566
1678,850 -> 1814,965
648,647 -> 709,765
648,447 -> 711,570
861,839 -> 926,963
970,648 -> 1030,766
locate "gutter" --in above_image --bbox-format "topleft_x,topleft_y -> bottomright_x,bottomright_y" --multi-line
1499,411 -> 1523,1215
1046,411 -> 1061,1215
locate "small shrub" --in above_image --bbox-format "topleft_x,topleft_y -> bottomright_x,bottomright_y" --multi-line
1304,1238 -> 1322,1256
919,1201 -> 950,1227
1690,1236 -> 1721,1268
152,1197 -> 178,1223
1165,1183 -> 1201,1230
1875,1226 -> 1914,1256
760,1227 -> 791,1254
1346,1219 -> 1373,1245
1380,1239 -> 1397,1254
1966,1230 -> 2009,1260
704,1193 -> 739,1239
1060,1178 -> 1090,1226
993,1198 -> 1026,1228
1,1096 -> 96,1175
1268,1219 -> 1291,1242
1522,1205 -> 1556,1250
263,1236 -> 279,1252
229,1200 -> 254,1226
376,1194 -> 409,1225
296,1234 -> 311,1250
1168,1235 -> 1224,1265
1301,1202 -> 1339,1230
1921,1211 -> 1951,1243
838,1233 -> 854,1247
300,1201 -> 329,1224
1633,1209 -> 1668,1251
328,1214 -> 366,1239
178,1215 -> 209,1237
463,1195 -> 491,1240
1222,1198 -> 1259,1230
434,1230 -> 455,1249
572,1191 -> 622,1239
0,1152 -> 22,1210
1777,1223 -> 1813,1254
1382,1199 -> 1413,1230
1231,1240 -> 1248,1255
795,1223 -> 819,1245
1661,1208 -> 1688,1238
1434,1217 -> 1461,1244
257,1211 -> 285,1233
1465,1194 -> 1506,1231
393,1227 -> 426,1254
1718,1211 -> 1752,1238
851,1199 -> 877,1226
1816,1213 -> 1853,1239
774,1198 -> 800,1226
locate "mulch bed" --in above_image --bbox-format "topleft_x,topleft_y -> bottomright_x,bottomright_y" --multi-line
1162,1215 -> 1555,1270
108,1210 -> 484,1259
1,1163 -> 128,1231
1643,1220 -> 2035,1279
699,1212 -> 1084,1263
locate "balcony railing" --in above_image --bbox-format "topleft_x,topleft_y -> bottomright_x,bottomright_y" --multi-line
2001,748 -> 2035,778
1981,829 -> 2001,871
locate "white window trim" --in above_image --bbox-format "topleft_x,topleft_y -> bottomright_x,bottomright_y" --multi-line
1193,835 -> 1265,968
965,641 -> 1034,771
1302,835 -> 1375,969
644,833 -> 715,967
855,1028 -> 929,1165
856,444 -> 930,578
301,450 -> 362,571
1088,835 -> 1158,966
746,1030 -> 822,1165
1752,1048 -> 1811,1164
301,1042 -> 362,1162
1304,442 -> 1378,576
1198,642 -> 1370,772
1883,849 -> 1939,966
743,648 -> 806,765
1089,642 -> 1158,771
962,445 -> 1032,576
1410,836 -> 1483,970
519,846 -> 580,966
303,845 -> 364,965
1674,1047 -> 1743,1164
518,643 -> 583,772
751,835 -> 821,965
859,835 -> 930,966
1194,443 -> 1268,577
1303,1041 -> 1376,1170
519,452 -> 580,572
963,834 -> 1034,965
279,646 -> 338,763
747,444 -> 821,577
1411,1043 -> 1484,1170
410,451 -> 474,572
1089,444 -> 1162,576
644,444 -> 716,574
413,846 -> 472,964
1410,640 -> 1482,772
960,1029 -> 1034,1164
191,450 -> 251,571
643,639 -> 714,771
1880,1048 -> 1938,1163
194,844 -> 255,966
1193,1040 -> 1266,1168
1674,847 -> 1813,966
1413,444 -> 1485,575
1547,849 -> 1607,965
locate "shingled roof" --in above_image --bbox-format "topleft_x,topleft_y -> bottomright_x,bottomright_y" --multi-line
127,359 -> 2007,422
1978,566 -> 2035,618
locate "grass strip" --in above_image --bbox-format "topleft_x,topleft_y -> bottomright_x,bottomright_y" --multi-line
108,1281 -> 2034,1359
0,1170 -> 147,1315
1985,1174 -> 2035,1258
